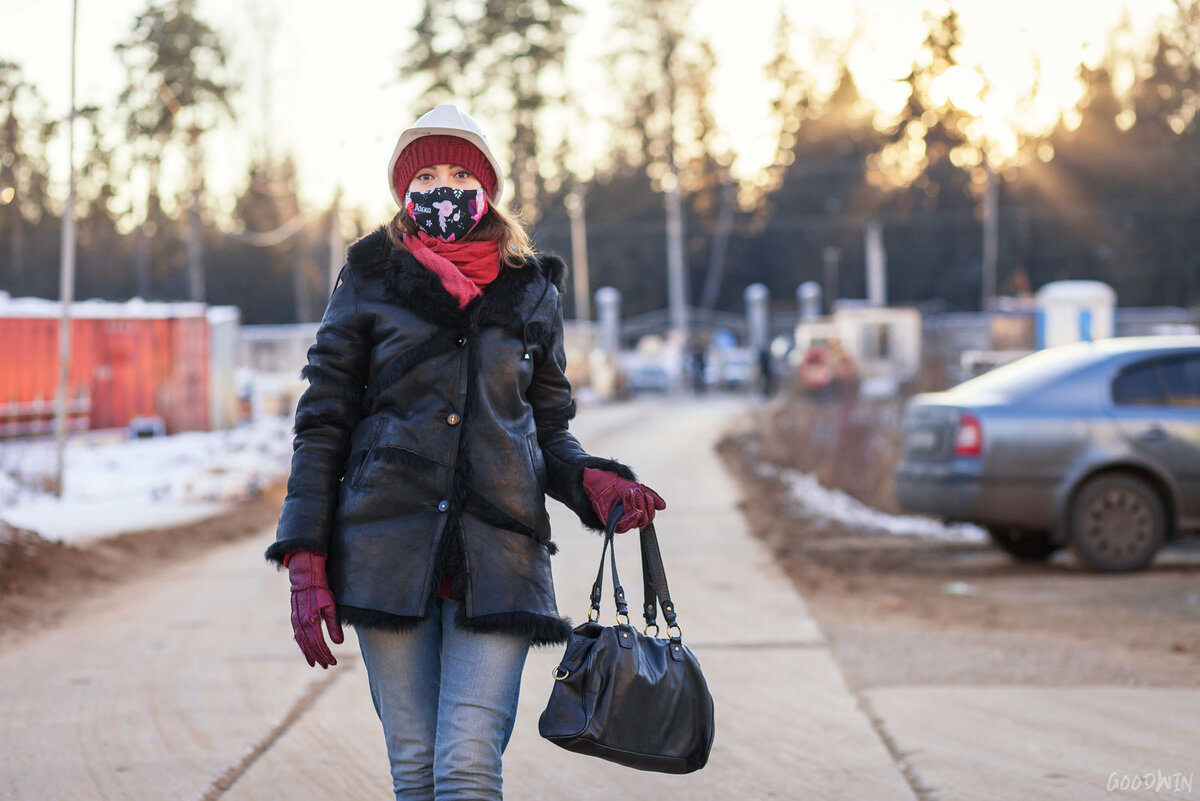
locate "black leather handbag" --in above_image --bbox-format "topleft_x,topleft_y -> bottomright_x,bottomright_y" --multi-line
538,504 -> 715,773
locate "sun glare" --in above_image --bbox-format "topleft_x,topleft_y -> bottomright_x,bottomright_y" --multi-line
931,65 -> 985,116
0,0 -> 1176,215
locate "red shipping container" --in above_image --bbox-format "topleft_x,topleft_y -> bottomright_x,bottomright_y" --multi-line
0,295 -> 212,437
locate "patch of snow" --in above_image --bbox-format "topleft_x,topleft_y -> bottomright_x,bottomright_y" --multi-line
859,375 -> 899,398
757,462 -> 987,543
0,416 -> 295,545
206,304 -> 241,324
0,295 -> 208,318
3,497 -> 232,543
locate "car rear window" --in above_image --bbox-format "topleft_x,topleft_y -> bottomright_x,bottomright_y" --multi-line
1113,362 -> 1165,405
1113,354 -> 1200,407
1161,356 -> 1200,407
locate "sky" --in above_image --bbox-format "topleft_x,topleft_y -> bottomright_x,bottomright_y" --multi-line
0,0 -> 1177,225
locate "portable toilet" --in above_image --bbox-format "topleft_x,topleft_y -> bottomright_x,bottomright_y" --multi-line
1034,280 -> 1115,349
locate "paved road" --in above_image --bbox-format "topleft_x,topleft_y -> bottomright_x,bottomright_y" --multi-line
4,395 -> 1194,799
0,396 -> 912,799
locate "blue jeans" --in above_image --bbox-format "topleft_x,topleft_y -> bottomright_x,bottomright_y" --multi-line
356,598 -> 533,801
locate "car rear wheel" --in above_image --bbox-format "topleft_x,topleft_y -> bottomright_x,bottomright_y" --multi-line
1068,473 -> 1166,573
986,526 -> 1061,561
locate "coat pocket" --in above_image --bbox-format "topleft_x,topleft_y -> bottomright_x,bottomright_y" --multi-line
526,432 -> 548,492
346,417 -> 384,488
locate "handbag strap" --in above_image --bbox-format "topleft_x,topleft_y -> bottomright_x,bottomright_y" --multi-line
640,528 -> 657,630
588,502 -> 630,624
638,522 -> 679,634
587,504 -> 683,643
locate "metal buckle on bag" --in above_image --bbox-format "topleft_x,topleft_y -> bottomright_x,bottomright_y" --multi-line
587,607 -> 600,622
643,623 -> 659,637
552,666 -> 571,681
616,612 -> 630,627
668,624 -> 683,640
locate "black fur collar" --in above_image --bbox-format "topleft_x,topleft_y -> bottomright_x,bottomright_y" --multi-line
346,226 -> 566,334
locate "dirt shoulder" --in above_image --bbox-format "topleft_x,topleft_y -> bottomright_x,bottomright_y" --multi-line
0,482 -> 286,638
717,401 -> 1200,690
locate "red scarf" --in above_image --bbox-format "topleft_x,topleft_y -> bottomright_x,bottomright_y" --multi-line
404,231 -> 501,309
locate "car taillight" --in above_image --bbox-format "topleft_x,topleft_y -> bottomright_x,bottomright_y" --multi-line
954,412 -> 983,457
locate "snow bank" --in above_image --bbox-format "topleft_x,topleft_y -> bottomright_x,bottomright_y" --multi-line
0,293 -> 208,318
0,416 -> 295,544
754,461 -> 987,543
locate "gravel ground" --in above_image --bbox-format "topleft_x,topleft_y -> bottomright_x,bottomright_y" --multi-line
717,397 -> 1200,690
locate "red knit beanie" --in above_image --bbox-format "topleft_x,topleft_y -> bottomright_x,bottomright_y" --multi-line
391,135 -> 498,199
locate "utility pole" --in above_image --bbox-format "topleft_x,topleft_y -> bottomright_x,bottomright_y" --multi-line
185,124 -> 205,302
822,246 -> 841,316
53,0 -> 79,497
328,186 -> 343,290
981,163 -> 999,311
699,182 -> 736,310
564,188 -> 591,322
664,172 -> 688,340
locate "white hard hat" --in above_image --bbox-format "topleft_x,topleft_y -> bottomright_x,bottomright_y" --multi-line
387,104 -> 506,206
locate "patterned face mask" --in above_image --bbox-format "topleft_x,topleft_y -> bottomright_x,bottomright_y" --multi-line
404,186 -> 489,242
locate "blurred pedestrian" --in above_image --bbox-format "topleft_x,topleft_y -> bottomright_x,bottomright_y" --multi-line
265,104 -> 666,800
757,346 -> 775,398
689,334 -> 708,395
828,338 -> 857,405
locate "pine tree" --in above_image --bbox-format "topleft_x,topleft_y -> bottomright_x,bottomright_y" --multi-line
115,0 -> 236,300
400,0 -> 577,219
606,0 -> 694,182
867,3 -> 974,211
758,4 -> 811,206
75,105 -> 130,300
0,60 -> 56,291
233,155 -> 313,321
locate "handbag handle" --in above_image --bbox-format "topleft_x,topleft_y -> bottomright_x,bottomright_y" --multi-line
638,523 -> 678,636
587,503 -> 683,643
587,502 -> 629,625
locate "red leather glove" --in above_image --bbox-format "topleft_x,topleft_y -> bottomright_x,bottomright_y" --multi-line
583,468 -> 666,533
285,549 -> 343,669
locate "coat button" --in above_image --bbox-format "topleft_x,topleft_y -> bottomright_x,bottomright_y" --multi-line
438,500 -> 449,512
456,336 -> 467,347
446,413 -> 461,426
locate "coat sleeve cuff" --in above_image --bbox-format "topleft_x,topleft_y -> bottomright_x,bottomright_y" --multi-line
544,450 -> 638,532
264,537 -> 328,569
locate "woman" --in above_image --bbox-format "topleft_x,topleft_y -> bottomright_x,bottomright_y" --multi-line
264,104 -> 665,801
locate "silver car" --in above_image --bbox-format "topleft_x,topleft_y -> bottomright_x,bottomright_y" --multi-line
894,335 -> 1200,571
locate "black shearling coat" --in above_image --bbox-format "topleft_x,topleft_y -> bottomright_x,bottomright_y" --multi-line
265,227 -> 635,646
